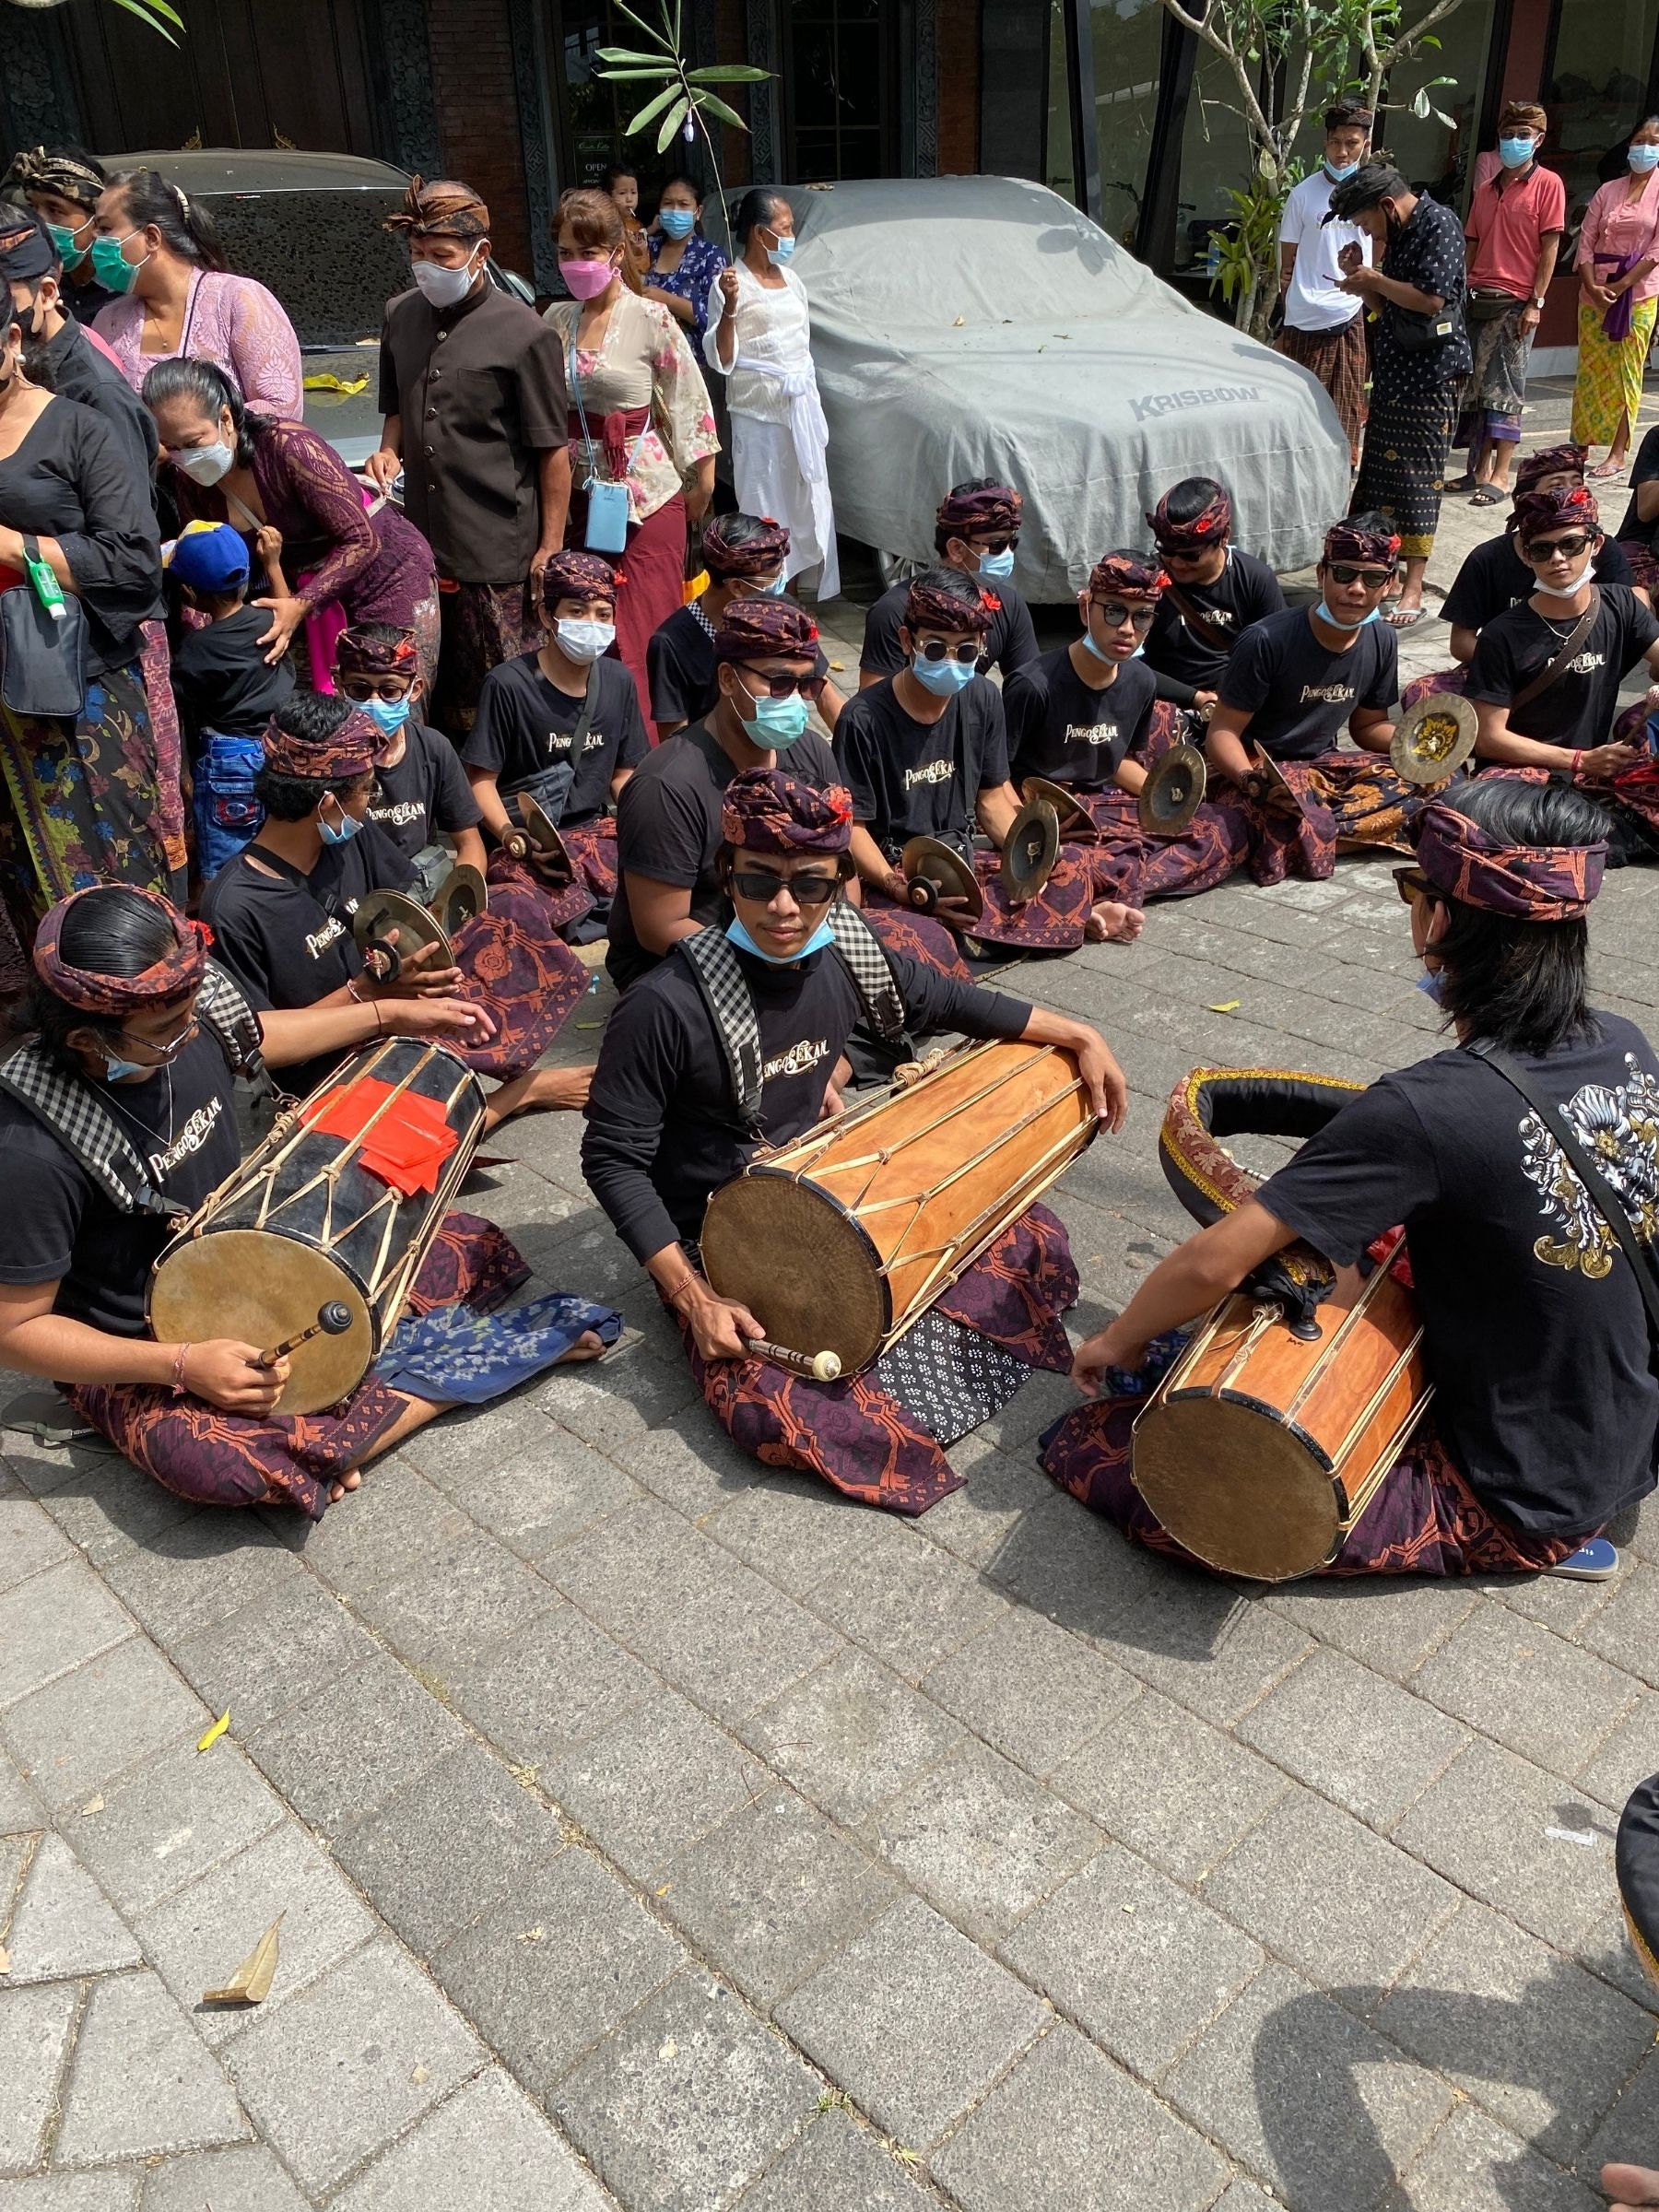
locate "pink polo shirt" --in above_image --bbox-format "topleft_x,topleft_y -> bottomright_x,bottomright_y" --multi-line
1465,161 -> 1567,298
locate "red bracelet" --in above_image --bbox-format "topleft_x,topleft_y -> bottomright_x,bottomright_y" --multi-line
171,1342 -> 192,1395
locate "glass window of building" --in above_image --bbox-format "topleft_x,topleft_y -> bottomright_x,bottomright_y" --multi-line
1048,0 -> 1164,250
1383,3 -> 1500,209
1547,0 -> 1659,229
1172,45 -> 1256,287
554,4 -> 674,192
784,0 -> 894,180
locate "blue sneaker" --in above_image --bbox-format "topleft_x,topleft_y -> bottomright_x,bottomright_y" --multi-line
1548,1536 -> 1620,1581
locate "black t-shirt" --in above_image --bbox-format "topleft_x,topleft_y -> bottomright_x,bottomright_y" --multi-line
607,720 -> 841,991
199,826 -> 414,1095
1143,549 -> 1285,696
837,675 -> 1010,856
1219,608 -> 1398,761
1618,429 -> 1659,550
1257,1017 -> 1659,1536
647,603 -> 830,729
582,934 -> 1032,1260
1465,587 -> 1659,749
370,720 -> 482,858
1442,534 -> 1633,632
0,1028 -> 241,1338
1002,645 -> 1158,790
169,606 -> 296,752
860,577 -> 1039,682
464,652 -> 650,823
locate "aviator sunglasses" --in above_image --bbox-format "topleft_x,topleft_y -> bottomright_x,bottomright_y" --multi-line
729,869 -> 840,905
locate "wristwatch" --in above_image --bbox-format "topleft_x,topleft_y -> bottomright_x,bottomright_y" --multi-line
1530,296 -> 1547,310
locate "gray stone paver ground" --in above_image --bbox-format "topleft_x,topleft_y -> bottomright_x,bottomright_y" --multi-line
6,378 -> 1659,2206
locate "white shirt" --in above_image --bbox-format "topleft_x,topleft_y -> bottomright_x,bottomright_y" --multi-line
1279,171 -> 1371,333
702,262 -> 818,423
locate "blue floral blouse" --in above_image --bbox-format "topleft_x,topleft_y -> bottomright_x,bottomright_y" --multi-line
645,229 -> 727,347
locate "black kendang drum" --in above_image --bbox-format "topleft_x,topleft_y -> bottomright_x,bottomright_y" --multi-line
147,1037 -> 488,1415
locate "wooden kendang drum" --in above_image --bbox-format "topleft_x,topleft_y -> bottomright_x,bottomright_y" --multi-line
700,1039 -> 1098,1377
1131,1065 -> 1431,1582
147,1037 -> 488,1416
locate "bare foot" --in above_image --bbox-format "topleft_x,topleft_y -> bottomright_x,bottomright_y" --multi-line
1086,901 -> 1146,945
559,1329 -> 607,1365
327,1468 -> 363,1504
1604,2164 -> 1659,2207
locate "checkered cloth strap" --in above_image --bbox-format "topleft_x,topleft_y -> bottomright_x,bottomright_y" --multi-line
825,905 -> 906,1042
0,962 -> 265,1218
678,927 -> 767,1133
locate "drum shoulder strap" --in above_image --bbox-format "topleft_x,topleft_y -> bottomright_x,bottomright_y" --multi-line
0,1045 -> 171,1218
826,905 -> 907,1042
200,961 -> 266,1081
1512,586 -> 1600,713
677,929 -> 765,1133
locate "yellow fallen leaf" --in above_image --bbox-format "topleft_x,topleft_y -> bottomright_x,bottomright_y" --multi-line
1206,1000 -> 1241,1014
197,1710 -> 230,1754
202,1914 -> 282,2006
829,661 -> 845,672
952,315 -> 965,326
411,2064 -> 429,2086
517,1926 -> 547,1945
301,372 -> 370,395
79,1795 -> 103,1818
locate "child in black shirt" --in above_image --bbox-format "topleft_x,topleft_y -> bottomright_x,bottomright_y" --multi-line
333,622 -> 484,899
647,512 -> 843,740
165,520 -> 294,754
859,480 -> 1039,688
1141,477 -> 1285,709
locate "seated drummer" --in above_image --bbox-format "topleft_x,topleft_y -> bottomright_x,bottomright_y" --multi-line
201,693 -> 589,1123
1003,549 -> 1248,922
1044,775 -> 1653,1581
462,550 -> 651,917
838,568 -> 1094,950
0,885 -> 607,1520
1140,477 -> 1286,714
332,623 -> 485,895
1441,446 -> 1634,665
860,480 -> 1039,688
582,766 -> 1124,1512
1206,514 -> 1414,882
647,512 -> 845,742
1466,484 -> 1659,864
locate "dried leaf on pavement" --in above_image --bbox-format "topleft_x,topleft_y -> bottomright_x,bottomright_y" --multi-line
202,1914 -> 283,2006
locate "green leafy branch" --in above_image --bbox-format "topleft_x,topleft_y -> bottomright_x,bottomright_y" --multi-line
101,0 -> 185,41
594,0 -> 773,247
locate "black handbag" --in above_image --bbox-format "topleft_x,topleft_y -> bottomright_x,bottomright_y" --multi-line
0,539 -> 88,719
1389,300 -> 1462,351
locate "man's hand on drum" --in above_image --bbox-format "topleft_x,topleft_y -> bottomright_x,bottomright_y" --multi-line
1017,1011 -> 1128,1130
683,1283 -> 767,1362
379,995 -> 497,1047
179,1340 -> 289,1416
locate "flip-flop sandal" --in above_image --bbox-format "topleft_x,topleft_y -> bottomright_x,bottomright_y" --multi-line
1442,474 -> 1478,494
1470,486 -> 1504,506
1385,606 -> 1426,629
1548,1535 -> 1619,1580
1590,460 -> 1624,479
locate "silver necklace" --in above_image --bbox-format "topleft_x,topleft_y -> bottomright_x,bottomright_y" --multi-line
102,1063 -> 177,1160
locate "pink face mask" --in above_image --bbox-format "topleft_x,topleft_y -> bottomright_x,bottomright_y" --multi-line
561,258 -> 616,300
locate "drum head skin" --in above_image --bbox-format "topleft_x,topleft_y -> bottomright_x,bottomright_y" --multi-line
1391,693 -> 1477,787
516,794 -> 577,884
1618,1771 -> 1659,1995
1138,744 -> 1207,836
430,863 -> 487,935
1000,800 -> 1060,903
353,890 -> 453,977
700,1171 -> 891,1374
148,1227 -> 373,1417
1020,775 -> 1089,833
1133,1394 -> 1341,1581
901,836 -> 984,922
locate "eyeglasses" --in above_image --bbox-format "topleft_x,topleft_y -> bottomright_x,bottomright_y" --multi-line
967,535 -> 1019,557
1524,533 -> 1594,562
118,1013 -> 199,1061
1093,599 -> 1158,632
1393,865 -> 1433,905
1158,541 -> 1218,560
912,639 -> 982,665
737,669 -> 829,700
729,869 -> 841,906
339,677 -> 413,703
1326,564 -> 1394,588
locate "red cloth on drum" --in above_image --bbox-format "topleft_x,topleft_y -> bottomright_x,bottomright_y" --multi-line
680,1204 -> 1078,1514
969,847 -> 1093,950
1039,1394 -> 1581,1576
857,889 -> 973,982
307,1077 -> 460,1196
1228,750 -> 1420,885
566,487 -> 686,725
67,1212 -> 527,1521
454,863 -> 589,1079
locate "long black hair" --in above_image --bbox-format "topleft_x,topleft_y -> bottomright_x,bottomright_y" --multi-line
1430,776 -> 1606,1056
23,887 -> 184,1071
1327,161 -> 1408,221
141,357 -> 265,464
108,170 -> 228,272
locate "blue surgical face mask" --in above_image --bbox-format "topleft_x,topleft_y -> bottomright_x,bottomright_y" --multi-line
1325,160 -> 1359,183
100,1049 -> 148,1082
1499,135 -> 1536,169
978,547 -> 1015,581
725,913 -> 837,965
1417,968 -> 1444,1004
317,795 -> 361,846
658,206 -> 696,240
738,689 -> 810,747
1314,600 -> 1382,631
1632,144 -> 1659,173
364,695 -> 412,738
755,571 -> 790,596
912,652 -> 978,696
766,234 -> 795,265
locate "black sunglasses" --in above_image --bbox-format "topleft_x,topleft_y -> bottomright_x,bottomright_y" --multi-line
1093,598 -> 1158,631
737,669 -> 828,700
1524,533 -> 1594,561
913,639 -> 982,664
967,535 -> 1019,556
1326,563 -> 1394,588
1394,865 -> 1434,904
729,868 -> 840,906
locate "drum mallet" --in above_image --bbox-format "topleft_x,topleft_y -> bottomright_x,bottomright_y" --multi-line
746,1338 -> 842,1382
259,1301 -> 353,1371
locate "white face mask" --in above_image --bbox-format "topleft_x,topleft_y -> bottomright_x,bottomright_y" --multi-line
556,617 -> 616,665
411,251 -> 479,308
171,438 -> 234,487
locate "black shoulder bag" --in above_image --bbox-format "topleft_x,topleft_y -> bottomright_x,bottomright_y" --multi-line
1467,1038 -> 1659,1354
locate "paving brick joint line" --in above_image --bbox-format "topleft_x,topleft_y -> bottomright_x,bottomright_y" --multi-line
4,381 -> 1659,2210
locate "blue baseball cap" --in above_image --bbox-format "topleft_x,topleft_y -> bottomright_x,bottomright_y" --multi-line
164,521 -> 249,594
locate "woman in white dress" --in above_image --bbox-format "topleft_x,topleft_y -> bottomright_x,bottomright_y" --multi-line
703,189 -> 840,601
